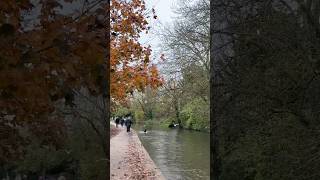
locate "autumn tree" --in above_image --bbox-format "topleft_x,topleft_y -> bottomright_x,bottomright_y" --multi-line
0,0 -> 162,177
110,0 -> 163,106
0,0 -> 109,177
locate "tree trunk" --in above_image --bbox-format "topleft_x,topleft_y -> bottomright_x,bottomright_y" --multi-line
104,1 -> 111,179
210,1 -> 221,179
174,99 -> 181,126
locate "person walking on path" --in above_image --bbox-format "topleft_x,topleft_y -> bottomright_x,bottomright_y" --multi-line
120,117 -> 124,127
123,116 -> 127,127
125,115 -> 133,132
115,116 -> 120,128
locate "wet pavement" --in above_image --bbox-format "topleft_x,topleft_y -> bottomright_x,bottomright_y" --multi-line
110,123 -> 165,180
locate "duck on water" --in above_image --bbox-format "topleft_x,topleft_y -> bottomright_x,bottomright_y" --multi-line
168,120 -> 180,128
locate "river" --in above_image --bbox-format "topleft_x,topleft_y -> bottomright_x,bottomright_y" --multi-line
134,124 -> 210,180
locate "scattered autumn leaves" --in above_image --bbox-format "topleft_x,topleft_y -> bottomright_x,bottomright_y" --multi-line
126,140 -> 157,180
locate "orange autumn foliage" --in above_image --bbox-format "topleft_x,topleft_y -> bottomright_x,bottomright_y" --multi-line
110,0 -> 163,104
0,0 -> 108,162
0,0 -> 162,163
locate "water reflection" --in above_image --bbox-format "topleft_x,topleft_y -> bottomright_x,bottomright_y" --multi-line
135,125 -> 210,180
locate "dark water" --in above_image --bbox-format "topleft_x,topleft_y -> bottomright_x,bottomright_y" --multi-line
134,124 -> 210,180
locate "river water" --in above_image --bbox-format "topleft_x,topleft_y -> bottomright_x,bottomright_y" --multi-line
134,124 -> 210,180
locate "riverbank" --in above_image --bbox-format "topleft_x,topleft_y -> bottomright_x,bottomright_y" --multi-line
150,120 -> 210,133
110,123 -> 165,180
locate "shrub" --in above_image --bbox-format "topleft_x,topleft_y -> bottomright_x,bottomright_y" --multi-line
113,106 -> 130,117
180,98 -> 209,131
134,110 -> 145,123
159,116 -> 176,128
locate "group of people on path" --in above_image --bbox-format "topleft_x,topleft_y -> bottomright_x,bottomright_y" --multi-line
114,114 -> 133,132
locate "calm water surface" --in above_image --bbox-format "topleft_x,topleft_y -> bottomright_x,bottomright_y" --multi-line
134,124 -> 210,180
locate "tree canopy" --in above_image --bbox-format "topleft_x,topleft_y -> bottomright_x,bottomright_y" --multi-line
110,0 -> 163,105
0,0 -> 162,178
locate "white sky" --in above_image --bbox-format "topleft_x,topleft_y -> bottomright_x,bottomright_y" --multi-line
139,0 -> 178,63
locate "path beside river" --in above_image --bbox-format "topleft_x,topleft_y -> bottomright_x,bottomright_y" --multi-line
110,123 -> 165,180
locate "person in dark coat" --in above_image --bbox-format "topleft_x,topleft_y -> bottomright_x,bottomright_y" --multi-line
125,115 -> 133,132
115,117 -> 120,127
120,117 -> 124,127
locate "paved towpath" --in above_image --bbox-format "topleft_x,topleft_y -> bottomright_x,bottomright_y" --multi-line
110,123 -> 165,180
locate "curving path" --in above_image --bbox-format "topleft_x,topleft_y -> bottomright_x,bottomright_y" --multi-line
110,123 -> 165,180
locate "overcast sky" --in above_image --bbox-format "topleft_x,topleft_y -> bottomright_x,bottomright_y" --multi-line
139,0 -> 178,62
